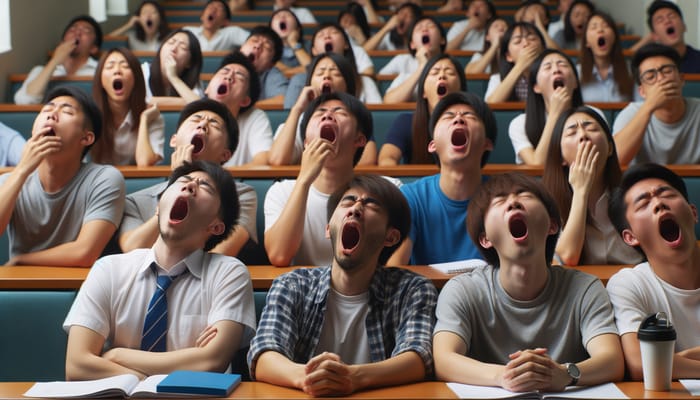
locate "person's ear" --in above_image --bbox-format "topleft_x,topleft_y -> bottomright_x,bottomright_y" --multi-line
622,228 -> 639,247
207,219 -> 225,236
548,218 -> 559,235
691,204 -> 698,224
170,133 -> 178,148
325,224 -> 331,239
479,232 -> 493,249
428,139 -> 437,153
219,148 -> 233,164
384,228 -> 401,247
81,130 -> 95,147
240,95 -> 252,109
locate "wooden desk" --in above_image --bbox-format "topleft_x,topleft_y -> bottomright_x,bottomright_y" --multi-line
0,381 -> 695,399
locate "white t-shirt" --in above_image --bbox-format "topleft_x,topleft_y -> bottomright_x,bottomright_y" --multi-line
14,58 -> 99,105
183,25 -> 249,52
141,62 -> 204,102
111,110 -> 165,165
379,53 -> 418,75
607,262 -> 700,352
63,248 -> 257,351
352,44 -> 374,74
126,31 -> 160,52
224,107 -> 272,167
315,288 -> 371,364
446,19 -> 486,51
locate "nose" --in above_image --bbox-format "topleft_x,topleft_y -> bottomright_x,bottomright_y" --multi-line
321,111 -> 336,122
182,179 -> 198,195
506,196 -> 524,211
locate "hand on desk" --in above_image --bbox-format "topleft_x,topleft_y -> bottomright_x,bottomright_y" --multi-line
499,348 -> 570,393
302,352 -> 357,397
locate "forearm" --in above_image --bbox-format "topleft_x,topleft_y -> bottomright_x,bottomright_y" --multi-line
150,96 -> 188,107
486,67 -> 525,103
135,121 -> 160,167
351,351 -> 426,390
383,71 -> 421,103
293,48 -> 312,67
465,47 -> 496,74
530,113 -> 560,164
0,169 -> 32,235
435,351 -> 504,387
25,61 -> 60,99
446,27 -> 470,51
673,350 -> 700,379
357,141 -> 377,166
167,75 -> 201,103
66,352 -> 145,381
264,181 -> 312,266
577,350 -> 625,385
268,108 -> 302,165
386,238 -> 412,266
119,216 -> 159,253
364,27 -> 390,51
378,144 -> 401,166
108,21 -> 134,37
613,104 -> 654,166
555,193 -> 588,266
255,351 -> 307,389
13,234 -> 112,267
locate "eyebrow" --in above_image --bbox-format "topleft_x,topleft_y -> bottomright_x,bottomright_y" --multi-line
632,185 -> 672,204
45,101 -> 77,110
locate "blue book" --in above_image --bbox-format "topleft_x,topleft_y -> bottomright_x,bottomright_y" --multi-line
157,371 -> 241,397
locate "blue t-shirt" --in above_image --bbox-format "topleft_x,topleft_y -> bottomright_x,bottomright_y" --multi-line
400,174 -> 483,265
384,112 -> 413,163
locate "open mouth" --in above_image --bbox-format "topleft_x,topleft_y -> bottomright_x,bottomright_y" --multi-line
321,83 -> 332,94
320,125 -> 337,142
247,53 -> 255,63
659,217 -> 681,244
207,14 -> 214,21
146,19 -> 153,28
474,11 -> 480,17
422,34 -> 430,44
597,37 -> 606,47
553,78 -> 565,90
191,134 -> 205,154
667,27 -> 675,35
341,222 -> 360,253
113,79 -> 124,91
217,83 -> 228,95
451,128 -> 467,147
509,214 -> 528,241
46,128 -> 56,136
74,39 -> 80,46
279,21 -> 287,31
170,197 -> 189,223
437,83 -> 447,96
324,42 -> 333,52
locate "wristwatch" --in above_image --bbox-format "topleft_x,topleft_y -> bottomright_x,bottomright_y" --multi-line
565,363 -> 580,386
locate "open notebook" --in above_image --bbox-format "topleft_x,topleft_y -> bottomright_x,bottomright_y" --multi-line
24,371 -> 241,398
429,259 -> 488,274
446,382 -> 628,399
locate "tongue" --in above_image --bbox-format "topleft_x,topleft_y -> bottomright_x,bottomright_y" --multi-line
279,21 -> 287,30
422,35 -> 430,44
660,219 -> 681,242
191,135 -> 205,154
325,42 -> 333,52
597,37 -> 606,47
146,19 -> 153,27
437,85 -> 447,96
509,218 -> 528,239
320,125 -> 336,142
113,80 -> 123,91
170,197 -> 189,222
341,224 -> 360,250
217,84 -> 227,95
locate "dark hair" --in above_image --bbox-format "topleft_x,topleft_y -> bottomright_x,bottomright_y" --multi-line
412,54 -> 467,164
631,43 -> 681,85
327,174 -> 410,265
217,51 -> 261,113
408,16 -> 447,57
389,2 -> 423,49
177,98 -> 239,155
428,91 -> 497,167
247,26 -> 284,64
63,15 -> 103,51
44,86 -> 102,158
609,163 -> 688,256
525,49 -> 583,149
299,92 -> 372,165
338,2 -> 371,42
580,11 -> 634,100
270,7 -> 304,51
167,161 -> 240,251
647,0 -> 684,30
311,22 -> 359,70
150,29 -> 203,97
467,172 -> 561,267
482,17 -> 510,74
304,53 -> 358,97
543,106 -> 620,226
207,0 -> 232,21
563,0 -> 594,44
498,22 -> 545,100
134,1 -> 170,43
91,48 -> 147,164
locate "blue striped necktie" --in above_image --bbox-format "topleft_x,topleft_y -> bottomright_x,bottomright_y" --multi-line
141,263 -> 178,352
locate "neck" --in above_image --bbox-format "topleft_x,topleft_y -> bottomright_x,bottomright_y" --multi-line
593,56 -> 611,78
648,244 -> 700,290
63,54 -> 89,75
226,103 -> 241,118
438,164 -> 482,201
312,165 -> 354,194
108,99 -> 129,127
498,258 -> 549,301
654,98 -> 686,123
202,25 -> 219,40
152,236 -> 198,270
38,158 -> 82,193
674,42 -> 687,58
330,261 -> 375,296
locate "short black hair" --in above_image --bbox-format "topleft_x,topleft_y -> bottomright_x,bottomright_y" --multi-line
631,43 -> 682,85
327,174 -> 410,265
471,0 -> 497,19
299,92 -> 372,166
63,14 -> 103,50
43,86 -> 102,157
207,0 -> 232,21
167,161 -> 240,251
609,163 -> 688,256
177,98 -> 239,155
467,172 -> 561,268
408,16 -> 446,56
217,51 -> 261,113
247,26 -> 284,64
647,0 -> 684,30
428,91 -> 497,166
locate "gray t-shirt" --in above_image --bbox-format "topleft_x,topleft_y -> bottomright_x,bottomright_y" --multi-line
435,265 -> 618,365
0,163 -> 125,258
119,180 -> 258,243
612,97 -> 700,165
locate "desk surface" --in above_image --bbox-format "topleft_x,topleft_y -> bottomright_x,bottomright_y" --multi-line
1,381 -> 695,399
0,265 -> 625,290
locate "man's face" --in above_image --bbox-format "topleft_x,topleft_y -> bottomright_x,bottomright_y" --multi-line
651,7 -> 685,47
326,187 -> 397,271
32,95 -> 93,156
428,103 -> 492,164
480,189 -> 558,264
304,99 -> 366,161
637,55 -> 683,100
312,26 -> 347,56
205,63 -> 251,110
63,20 -> 98,57
240,35 -> 275,72
468,0 -> 491,26
158,170 -> 224,246
201,1 -> 228,30
409,19 -> 444,54
171,110 -> 232,164
100,51 -> 135,103
622,178 -> 698,258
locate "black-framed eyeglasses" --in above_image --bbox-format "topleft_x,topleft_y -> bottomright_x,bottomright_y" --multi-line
640,64 -> 677,85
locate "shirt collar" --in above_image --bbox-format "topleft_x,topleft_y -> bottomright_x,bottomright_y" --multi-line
318,266 -> 389,305
138,248 -> 206,278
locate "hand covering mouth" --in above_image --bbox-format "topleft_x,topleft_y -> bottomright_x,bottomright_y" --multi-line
170,197 -> 189,223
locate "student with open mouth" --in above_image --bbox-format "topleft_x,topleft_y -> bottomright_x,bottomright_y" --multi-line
108,0 -> 170,52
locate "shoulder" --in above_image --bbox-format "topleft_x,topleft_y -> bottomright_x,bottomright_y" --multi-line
81,163 -> 124,185
273,266 -> 328,288
607,262 -> 652,289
